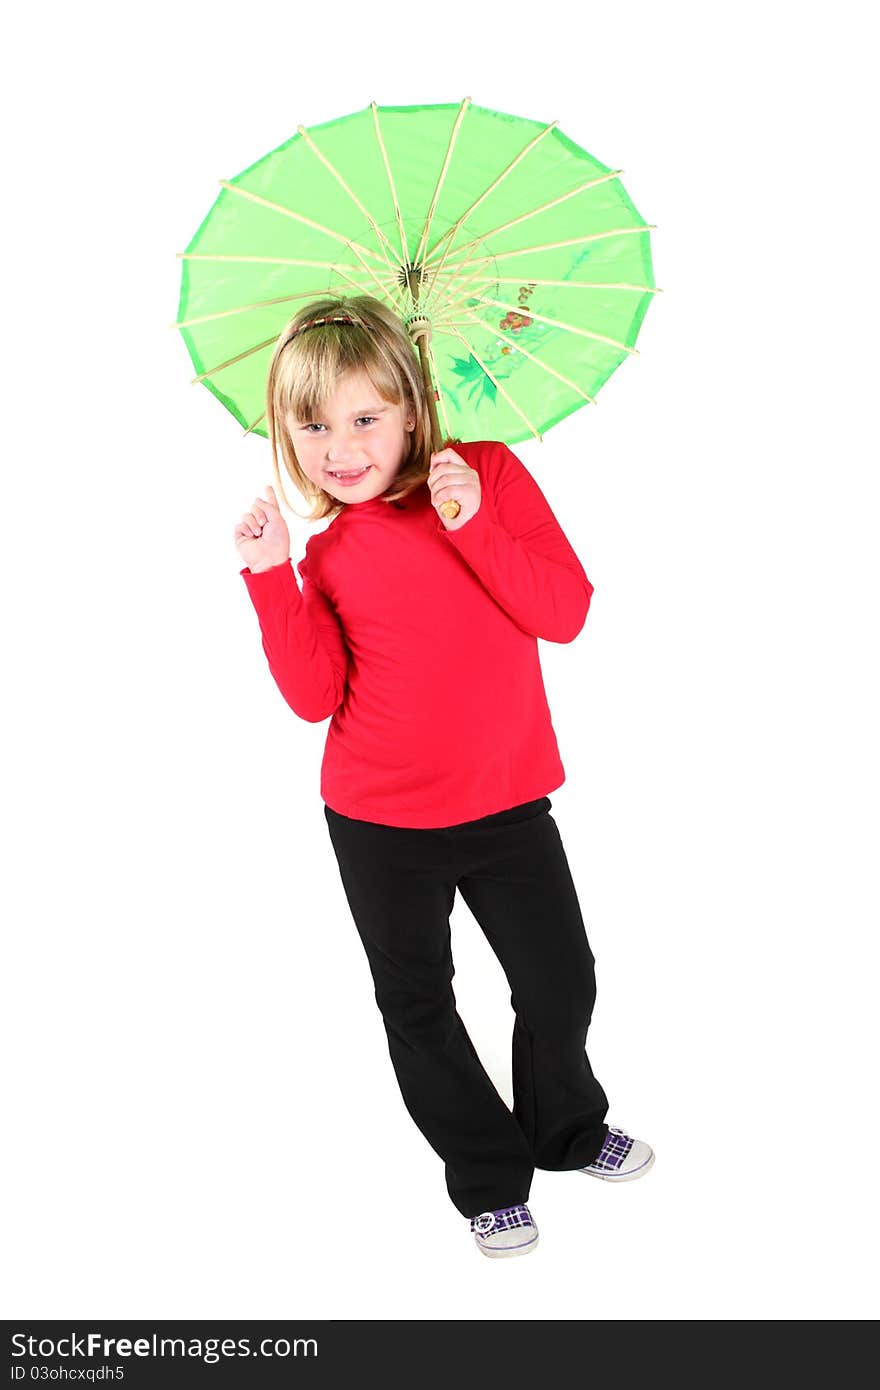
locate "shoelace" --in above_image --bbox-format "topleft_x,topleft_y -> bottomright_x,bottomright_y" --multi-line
471,1204 -> 534,1235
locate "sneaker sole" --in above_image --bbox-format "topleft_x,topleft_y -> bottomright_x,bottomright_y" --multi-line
475,1232 -> 540,1259
580,1150 -> 655,1182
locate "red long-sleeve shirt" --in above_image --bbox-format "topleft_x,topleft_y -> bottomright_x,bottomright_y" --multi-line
240,439 -> 593,828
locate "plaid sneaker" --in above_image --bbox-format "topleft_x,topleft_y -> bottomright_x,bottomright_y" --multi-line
578,1125 -> 655,1181
470,1203 -> 539,1258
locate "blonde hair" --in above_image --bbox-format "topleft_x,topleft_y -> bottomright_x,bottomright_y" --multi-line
265,294 -> 453,522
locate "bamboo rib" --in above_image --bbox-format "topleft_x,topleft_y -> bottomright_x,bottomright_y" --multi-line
176,256 -> 369,274
176,258 -> 400,305
433,266 -> 648,323
332,263 -> 401,303
296,261 -> 399,309
370,101 -> 412,274
190,334 -> 279,383
412,97 -> 472,278
433,224 -> 657,274
424,170 -> 625,266
423,252 -> 504,321
187,267 -> 401,381
428,224 -> 500,294
429,284 -> 493,326
172,282 -> 374,330
484,276 -> 661,294
467,291 -> 639,354
421,218 -> 514,320
438,326 -> 543,442
424,115 -> 560,292
216,181 -> 388,265
171,266 -> 656,337
178,253 -> 368,267
432,275 -> 660,326
243,410 -> 266,437
178,258 -> 399,345
444,312 -> 598,404
428,228 -> 511,314
333,243 -> 398,302
296,122 -> 402,284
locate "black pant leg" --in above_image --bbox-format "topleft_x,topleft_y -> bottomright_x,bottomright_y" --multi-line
323,805 -> 535,1218
456,803 -> 610,1170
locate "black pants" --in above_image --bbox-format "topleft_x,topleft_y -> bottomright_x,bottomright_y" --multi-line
323,795 -> 610,1218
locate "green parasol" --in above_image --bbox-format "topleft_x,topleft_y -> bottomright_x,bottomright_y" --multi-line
174,96 -> 659,501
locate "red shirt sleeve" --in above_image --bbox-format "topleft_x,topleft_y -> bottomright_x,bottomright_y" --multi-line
240,548 -> 349,722
435,442 -> 594,643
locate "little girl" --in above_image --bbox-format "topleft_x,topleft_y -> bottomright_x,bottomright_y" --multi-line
234,294 -> 654,1259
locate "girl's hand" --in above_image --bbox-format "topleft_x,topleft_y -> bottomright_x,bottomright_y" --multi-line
428,449 -> 482,531
234,484 -> 291,572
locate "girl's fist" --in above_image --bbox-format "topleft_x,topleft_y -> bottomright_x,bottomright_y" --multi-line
234,484 -> 290,573
428,449 -> 481,531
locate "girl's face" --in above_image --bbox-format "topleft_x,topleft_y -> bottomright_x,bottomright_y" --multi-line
286,368 -> 416,504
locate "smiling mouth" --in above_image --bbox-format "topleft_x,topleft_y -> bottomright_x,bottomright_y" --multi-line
327,467 -> 371,479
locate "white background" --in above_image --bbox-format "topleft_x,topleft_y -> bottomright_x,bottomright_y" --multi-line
3,0 -> 877,1322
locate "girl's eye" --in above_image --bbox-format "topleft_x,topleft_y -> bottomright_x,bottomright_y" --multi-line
305,417 -> 376,433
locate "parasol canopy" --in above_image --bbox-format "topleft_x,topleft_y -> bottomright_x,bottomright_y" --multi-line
175,96 -> 659,456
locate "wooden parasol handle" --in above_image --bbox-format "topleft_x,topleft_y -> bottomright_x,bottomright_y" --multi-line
410,316 -> 461,520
